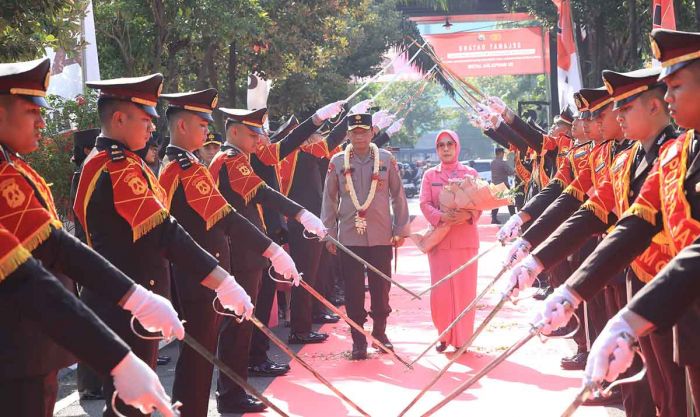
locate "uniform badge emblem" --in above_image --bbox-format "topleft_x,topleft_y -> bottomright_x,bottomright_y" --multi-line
0,178 -> 26,208
194,178 -> 211,195
125,173 -> 147,195
237,164 -> 251,176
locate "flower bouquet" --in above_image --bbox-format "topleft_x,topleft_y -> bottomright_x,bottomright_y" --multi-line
411,176 -> 514,253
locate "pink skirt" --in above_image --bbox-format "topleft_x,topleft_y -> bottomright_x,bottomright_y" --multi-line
427,247 -> 478,347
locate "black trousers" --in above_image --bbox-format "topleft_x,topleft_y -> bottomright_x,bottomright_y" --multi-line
95,307 -> 159,417
312,248 -> 335,315
216,267 -> 262,403
287,221 -> 323,334
339,245 -> 393,327
249,268 -> 276,365
605,280 -> 656,417
638,327 -> 687,417
0,369 -> 58,417
171,295 -> 222,417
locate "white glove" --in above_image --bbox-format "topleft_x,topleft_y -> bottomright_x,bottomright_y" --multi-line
298,209 -> 327,238
350,99 -> 373,115
111,352 -> 175,417
123,285 -> 184,340
506,254 -> 543,297
373,110 -> 395,130
586,309 -> 636,383
476,103 -> 491,119
315,100 -> 346,121
486,96 -> 507,114
504,238 -> 531,267
215,277 -> 254,320
531,285 -> 582,334
266,243 -> 301,286
497,214 -> 524,243
492,114 -> 503,129
386,118 -> 405,137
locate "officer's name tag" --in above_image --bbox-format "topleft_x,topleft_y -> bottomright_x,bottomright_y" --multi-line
595,162 -> 605,173
574,150 -> 587,159
379,166 -> 387,172
661,145 -> 678,166
431,182 -> 442,186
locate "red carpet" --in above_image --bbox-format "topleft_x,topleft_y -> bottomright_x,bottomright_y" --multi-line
248,214 -> 610,417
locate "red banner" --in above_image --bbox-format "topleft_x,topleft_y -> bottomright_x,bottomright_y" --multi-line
423,27 -> 546,77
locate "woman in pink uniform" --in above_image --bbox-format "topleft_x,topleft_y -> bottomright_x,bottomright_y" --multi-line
419,130 -> 480,352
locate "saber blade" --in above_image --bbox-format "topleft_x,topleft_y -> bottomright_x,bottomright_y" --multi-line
182,334 -> 290,417
418,242 -> 500,296
325,235 -> 421,300
248,316 -> 371,417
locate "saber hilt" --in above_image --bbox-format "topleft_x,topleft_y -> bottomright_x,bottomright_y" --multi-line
128,316 -> 289,416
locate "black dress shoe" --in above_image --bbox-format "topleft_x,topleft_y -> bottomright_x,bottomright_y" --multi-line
248,359 -> 290,377
582,386 -> 622,406
313,313 -> 340,324
79,390 -> 104,401
217,394 -> 268,413
288,331 -> 328,344
371,333 -> 394,352
560,351 -> 588,370
156,355 -> 171,366
351,342 -> 368,360
549,322 -> 576,337
435,342 -> 447,353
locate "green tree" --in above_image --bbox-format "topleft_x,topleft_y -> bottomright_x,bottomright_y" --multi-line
505,0 -> 699,86
0,0 -> 88,60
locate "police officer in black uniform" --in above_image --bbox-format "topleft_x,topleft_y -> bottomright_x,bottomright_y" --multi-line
76,74 -> 255,417
158,88 -> 301,416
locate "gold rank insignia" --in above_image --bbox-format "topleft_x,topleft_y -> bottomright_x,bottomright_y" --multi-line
651,37 -> 661,60
604,79 -> 613,94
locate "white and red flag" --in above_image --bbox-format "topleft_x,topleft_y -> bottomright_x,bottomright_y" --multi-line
552,0 -> 582,110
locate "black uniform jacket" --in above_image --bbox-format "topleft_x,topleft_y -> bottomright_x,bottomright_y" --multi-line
215,146 -> 304,273
0,257 -> 129,377
164,146 -> 271,302
79,137 -> 217,300
566,131 -> 700,366
535,127 -> 676,276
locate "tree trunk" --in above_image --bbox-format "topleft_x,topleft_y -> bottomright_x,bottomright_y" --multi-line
627,0 -> 640,68
227,41 -> 238,108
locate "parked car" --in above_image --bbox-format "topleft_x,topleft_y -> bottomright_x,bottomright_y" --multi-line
461,159 -> 492,182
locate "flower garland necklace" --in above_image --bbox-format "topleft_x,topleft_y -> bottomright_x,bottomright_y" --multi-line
343,142 -> 380,234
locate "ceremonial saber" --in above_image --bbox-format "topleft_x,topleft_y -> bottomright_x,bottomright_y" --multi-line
371,49 -> 430,101
418,242 -> 500,297
297,278 -> 414,369
410,264 -> 508,366
345,39 -> 420,103
128,317 -> 289,417
386,72 -> 434,116
216,305 -> 371,417
322,234 -> 422,300
268,259 -> 413,369
182,334 -> 289,416
561,348 -> 647,417
410,37 -> 486,99
398,281 -> 516,417
390,72 -> 436,117
421,309 -> 579,417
